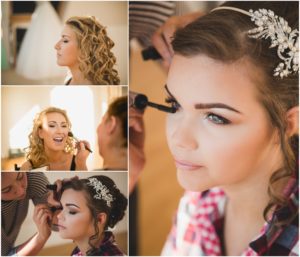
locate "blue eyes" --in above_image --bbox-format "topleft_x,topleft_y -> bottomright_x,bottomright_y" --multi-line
206,113 -> 230,125
165,97 -> 231,125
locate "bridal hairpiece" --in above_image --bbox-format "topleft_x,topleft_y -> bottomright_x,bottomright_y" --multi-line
87,178 -> 114,207
212,6 -> 299,78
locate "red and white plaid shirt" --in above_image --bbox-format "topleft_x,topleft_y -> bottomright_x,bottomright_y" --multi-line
162,177 -> 298,256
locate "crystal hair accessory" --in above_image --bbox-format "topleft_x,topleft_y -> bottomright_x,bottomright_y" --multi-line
211,6 -> 299,78
86,178 -> 114,207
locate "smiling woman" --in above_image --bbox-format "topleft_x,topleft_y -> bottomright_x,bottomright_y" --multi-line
21,107 -> 91,171
55,16 -> 120,85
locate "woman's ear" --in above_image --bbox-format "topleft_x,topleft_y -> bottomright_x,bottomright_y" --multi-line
285,106 -> 299,137
38,127 -> 44,139
97,212 -> 107,226
107,116 -> 117,134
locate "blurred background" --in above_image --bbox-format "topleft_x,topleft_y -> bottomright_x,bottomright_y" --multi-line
13,171 -> 128,256
1,1 -> 128,85
1,85 -> 127,170
129,1 -> 220,255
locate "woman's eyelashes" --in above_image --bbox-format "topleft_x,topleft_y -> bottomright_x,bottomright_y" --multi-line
165,96 -> 181,111
60,206 -> 78,215
206,112 -> 231,125
48,123 -> 68,129
165,95 -> 231,125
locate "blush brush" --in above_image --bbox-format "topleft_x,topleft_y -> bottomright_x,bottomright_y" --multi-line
68,132 -> 93,153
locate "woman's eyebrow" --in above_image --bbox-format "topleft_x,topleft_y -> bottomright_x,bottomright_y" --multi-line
48,121 -> 67,124
66,203 -> 80,209
62,35 -> 71,38
194,103 -> 242,114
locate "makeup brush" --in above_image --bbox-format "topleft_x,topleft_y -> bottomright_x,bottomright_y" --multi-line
68,132 -> 93,153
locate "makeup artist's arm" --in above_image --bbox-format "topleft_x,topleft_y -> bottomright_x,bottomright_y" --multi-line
129,107 -> 146,193
152,11 -> 203,69
15,204 -> 52,256
75,141 -> 90,170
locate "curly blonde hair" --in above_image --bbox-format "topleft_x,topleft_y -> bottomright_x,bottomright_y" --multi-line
25,107 -> 75,168
66,16 -> 120,85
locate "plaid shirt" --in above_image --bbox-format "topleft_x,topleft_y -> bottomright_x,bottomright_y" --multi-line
162,177 -> 298,256
71,231 -> 125,256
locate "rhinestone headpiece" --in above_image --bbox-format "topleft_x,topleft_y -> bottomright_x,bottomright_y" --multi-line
86,178 -> 114,207
212,6 -> 299,78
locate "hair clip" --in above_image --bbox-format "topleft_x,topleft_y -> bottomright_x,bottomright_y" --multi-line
86,178 -> 114,207
211,7 -> 299,78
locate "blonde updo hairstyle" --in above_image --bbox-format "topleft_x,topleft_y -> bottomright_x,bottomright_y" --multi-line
66,16 -> 120,85
25,107 -> 75,168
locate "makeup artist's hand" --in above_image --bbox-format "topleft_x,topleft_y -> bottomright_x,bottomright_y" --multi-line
75,140 -> 90,170
129,107 -> 146,193
47,176 -> 79,207
151,11 -> 203,70
33,204 -> 52,242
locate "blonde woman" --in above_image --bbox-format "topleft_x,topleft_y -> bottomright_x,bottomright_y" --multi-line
21,107 -> 90,171
55,16 -> 120,85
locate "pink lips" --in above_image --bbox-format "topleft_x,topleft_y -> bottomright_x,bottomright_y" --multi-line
174,159 -> 203,171
57,224 -> 66,230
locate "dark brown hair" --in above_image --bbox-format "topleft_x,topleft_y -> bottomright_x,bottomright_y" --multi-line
61,176 -> 127,255
107,95 -> 128,147
172,1 -> 298,226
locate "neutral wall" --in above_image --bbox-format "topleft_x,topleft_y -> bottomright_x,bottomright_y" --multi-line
15,171 -> 128,250
130,41 -> 183,255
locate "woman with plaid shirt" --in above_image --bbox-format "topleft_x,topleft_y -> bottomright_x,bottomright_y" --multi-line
129,1 -> 298,255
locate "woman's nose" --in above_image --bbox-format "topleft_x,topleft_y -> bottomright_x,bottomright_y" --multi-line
171,121 -> 198,151
54,41 -> 60,50
57,210 -> 64,220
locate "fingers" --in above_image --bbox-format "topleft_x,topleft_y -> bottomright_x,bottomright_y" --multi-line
76,140 -> 91,153
152,27 -> 173,67
34,205 -> 52,223
54,179 -> 63,192
129,107 -> 144,133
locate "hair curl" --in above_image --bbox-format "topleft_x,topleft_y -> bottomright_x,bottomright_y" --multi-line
172,1 -> 298,226
61,175 -> 127,256
25,107 -> 75,168
66,16 -> 120,85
